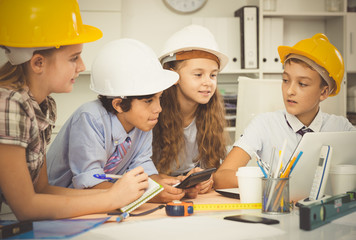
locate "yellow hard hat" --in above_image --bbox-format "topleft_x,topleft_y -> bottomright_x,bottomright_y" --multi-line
278,33 -> 344,96
0,0 -> 102,48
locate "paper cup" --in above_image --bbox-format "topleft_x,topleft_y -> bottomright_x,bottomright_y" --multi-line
329,165 -> 356,195
236,167 -> 264,203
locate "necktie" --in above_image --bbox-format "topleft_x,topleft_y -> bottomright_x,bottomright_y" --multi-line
104,137 -> 131,173
285,115 -> 313,137
296,126 -> 314,136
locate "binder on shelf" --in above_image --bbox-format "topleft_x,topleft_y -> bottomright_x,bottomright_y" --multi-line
262,17 -> 284,72
234,6 -> 259,69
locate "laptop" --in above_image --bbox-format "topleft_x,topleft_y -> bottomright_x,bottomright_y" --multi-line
289,131 -> 356,201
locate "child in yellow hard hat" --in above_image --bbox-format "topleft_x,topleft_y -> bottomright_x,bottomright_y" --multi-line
214,33 -> 356,190
0,0 -> 147,221
152,25 -> 229,198
46,38 -> 183,203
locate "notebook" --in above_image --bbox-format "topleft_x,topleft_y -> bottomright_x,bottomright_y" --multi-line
120,177 -> 163,213
288,131 -> 356,201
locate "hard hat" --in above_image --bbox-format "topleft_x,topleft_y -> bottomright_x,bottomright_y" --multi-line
90,38 -> 179,97
0,0 -> 102,48
159,24 -> 228,71
278,33 -> 344,96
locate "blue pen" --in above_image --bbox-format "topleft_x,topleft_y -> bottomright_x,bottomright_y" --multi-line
93,174 -> 123,180
116,212 -> 129,223
257,160 -> 268,178
289,151 -> 303,176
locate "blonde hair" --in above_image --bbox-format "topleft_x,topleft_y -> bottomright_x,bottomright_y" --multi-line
0,48 -> 59,90
152,61 -> 227,175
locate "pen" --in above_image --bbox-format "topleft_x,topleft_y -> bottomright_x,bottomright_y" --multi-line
116,212 -> 129,223
289,151 -> 303,176
93,174 -> 123,180
257,160 -> 268,178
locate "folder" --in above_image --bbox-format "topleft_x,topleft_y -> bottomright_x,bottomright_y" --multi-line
234,6 -> 259,69
263,17 -> 283,72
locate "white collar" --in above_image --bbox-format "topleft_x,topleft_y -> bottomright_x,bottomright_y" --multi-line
285,110 -> 322,132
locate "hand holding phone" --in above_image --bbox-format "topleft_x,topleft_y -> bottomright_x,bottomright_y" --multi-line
174,168 -> 216,189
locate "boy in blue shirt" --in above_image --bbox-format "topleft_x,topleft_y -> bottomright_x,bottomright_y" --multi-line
47,39 -> 186,202
214,33 -> 355,189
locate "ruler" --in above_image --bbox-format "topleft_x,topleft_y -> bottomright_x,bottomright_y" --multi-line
299,191 -> 356,231
193,203 -> 262,211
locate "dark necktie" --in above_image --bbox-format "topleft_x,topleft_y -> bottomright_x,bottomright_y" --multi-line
285,115 -> 314,137
296,126 -> 314,136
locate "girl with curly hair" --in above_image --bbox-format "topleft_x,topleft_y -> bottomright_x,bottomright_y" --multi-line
152,25 -> 229,198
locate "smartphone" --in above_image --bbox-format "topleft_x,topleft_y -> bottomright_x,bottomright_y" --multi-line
174,168 -> 216,189
224,214 -> 279,225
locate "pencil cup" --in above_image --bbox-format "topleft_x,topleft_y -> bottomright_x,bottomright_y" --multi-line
262,177 -> 290,214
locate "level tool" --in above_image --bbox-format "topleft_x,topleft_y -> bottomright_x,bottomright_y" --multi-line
299,191 -> 356,231
193,203 -> 262,211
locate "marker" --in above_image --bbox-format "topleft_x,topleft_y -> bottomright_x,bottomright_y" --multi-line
93,174 -> 123,180
116,212 -> 129,223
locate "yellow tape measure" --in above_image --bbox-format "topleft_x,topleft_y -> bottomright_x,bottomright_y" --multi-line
193,203 -> 262,211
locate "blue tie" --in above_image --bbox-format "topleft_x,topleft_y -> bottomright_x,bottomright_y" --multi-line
104,137 -> 131,173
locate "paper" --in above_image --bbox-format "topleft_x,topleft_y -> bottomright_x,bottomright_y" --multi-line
89,216 -> 285,240
120,177 -> 163,213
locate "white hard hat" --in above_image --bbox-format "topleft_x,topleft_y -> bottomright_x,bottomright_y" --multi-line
90,38 -> 179,97
159,24 -> 228,71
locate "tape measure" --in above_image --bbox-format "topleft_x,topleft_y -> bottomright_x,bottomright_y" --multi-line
165,201 -> 262,216
166,201 -> 194,216
193,203 -> 262,211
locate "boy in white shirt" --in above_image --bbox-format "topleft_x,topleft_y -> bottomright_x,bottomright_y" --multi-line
214,33 -> 356,189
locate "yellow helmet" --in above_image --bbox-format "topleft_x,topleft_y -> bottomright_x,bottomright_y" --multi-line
0,0 -> 102,48
278,33 -> 344,96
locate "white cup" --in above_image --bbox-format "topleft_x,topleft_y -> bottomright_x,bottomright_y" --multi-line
329,165 -> 356,195
236,167 -> 264,203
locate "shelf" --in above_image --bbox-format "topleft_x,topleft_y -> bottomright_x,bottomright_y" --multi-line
220,69 -> 260,74
263,11 -> 345,19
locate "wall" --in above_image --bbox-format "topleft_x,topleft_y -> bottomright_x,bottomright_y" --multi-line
121,0 -> 254,55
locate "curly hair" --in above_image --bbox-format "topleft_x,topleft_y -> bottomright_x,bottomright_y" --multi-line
152,62 -> 228,175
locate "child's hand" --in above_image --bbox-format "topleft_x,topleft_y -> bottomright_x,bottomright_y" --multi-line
110,166 -> 148,208
185,167 -> 214,195
197,176 -> 214,194
182,167 -> 202,198
149,176 -> 185,203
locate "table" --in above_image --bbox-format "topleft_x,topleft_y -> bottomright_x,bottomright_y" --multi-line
71,191 -> 356,240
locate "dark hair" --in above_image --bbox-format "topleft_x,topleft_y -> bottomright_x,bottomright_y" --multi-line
98,93 -> 156,114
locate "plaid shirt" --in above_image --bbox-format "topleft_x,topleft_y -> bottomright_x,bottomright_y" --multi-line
0,86 -> 56,185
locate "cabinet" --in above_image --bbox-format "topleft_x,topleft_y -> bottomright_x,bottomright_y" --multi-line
217,0 -> 352,145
